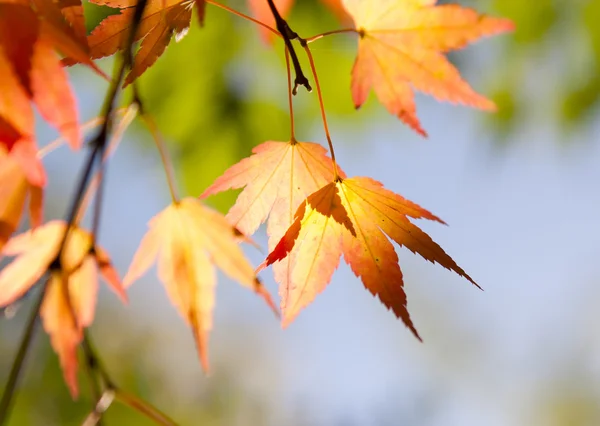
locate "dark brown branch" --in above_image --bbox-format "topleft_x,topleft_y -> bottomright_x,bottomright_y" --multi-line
265,0 -> 311,94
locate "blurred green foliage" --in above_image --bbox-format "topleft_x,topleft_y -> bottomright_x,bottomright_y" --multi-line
485,0 -> 600,135
1,302 -> 271,426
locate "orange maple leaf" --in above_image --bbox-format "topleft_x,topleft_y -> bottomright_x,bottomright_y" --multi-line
260,176 -> 478,335
0,1 -> 89,151
342,0 -> 514,136
77,0 -> 205,85
201,140 -> 339,310
0,149 -> 43,251
53,0 -> 89,47
0,221 -> 126,397
123,198 -> 277,371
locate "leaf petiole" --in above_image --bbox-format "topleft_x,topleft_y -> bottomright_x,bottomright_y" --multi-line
284,47 -> 296,140
302,44 -> 340,179
205,0 -> 280,38
305,28 -> 360,44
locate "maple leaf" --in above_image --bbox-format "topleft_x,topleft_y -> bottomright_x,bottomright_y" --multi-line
249,0 -> 348,43
0,221 -> 126,397
123,197 -> 277,371
201,140 -> 340,309
0,2 -> 83,150
32,0 -> 107,74
342,0 -> 514,136
261,176 -> 478,335
54,0 -> 89,47
0,149 -> 43,252
77,0 -> 205,85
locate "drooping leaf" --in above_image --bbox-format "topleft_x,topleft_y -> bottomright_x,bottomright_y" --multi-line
123,198 -> 277,371
342,0 -> 514,135
0,149 -> 43,251
0,45 -> 34,148
0,221 -> 125,396
36,0 -> 107,76
201,140 -> 339,310
202,140 -> 339,244
30,37 -> 81,148
0,2 -> 83,149
261,176 -> 477,335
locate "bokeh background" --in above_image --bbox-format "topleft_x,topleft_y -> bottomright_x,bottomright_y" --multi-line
2,0 -> 600,425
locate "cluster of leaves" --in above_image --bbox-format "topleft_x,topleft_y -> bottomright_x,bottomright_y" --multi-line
0,0 -> 512,423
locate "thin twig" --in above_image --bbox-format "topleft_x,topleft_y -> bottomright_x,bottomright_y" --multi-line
266,0 -> 311,94
140,114 -> 180,203
75,105 -> 139,224
205,0 -> 280,37
115,390 -> 178,426
82,390 -> 115,426
0,282 -> 48,424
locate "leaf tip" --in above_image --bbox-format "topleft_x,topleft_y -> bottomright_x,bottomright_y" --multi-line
192,322 -> 211,374
253,278 -> 279,319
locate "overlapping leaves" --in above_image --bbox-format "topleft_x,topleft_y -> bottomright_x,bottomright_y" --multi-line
201,139 -> 341,309
0,221 -> 125,397
259,175 -> 478,331
206,142 -> 478,333
67,0 -> 205,85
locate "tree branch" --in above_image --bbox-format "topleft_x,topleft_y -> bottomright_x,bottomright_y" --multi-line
265,0 -> 311,94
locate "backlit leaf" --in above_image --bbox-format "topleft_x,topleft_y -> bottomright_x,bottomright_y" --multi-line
123,198 -> 277,371
0,221 -> 125,396
262,176 -> 477,334
80,0 -> 203,84
343,0 -> 514,135
0,2 -> 82,149
0,150 -> 43,251
201,140 -> 339,311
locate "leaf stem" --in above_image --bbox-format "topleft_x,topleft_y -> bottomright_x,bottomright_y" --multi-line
140,111 -> 180,204
305,28 -> 359,43
284,47 -> 295,141
0,282 -> 47,424
205,0 -> 280,37
114,390 -> 178,426
37,115 -> 109,159
75,105 -> 138,225
82,390 -> 115,426
301,44 -> 340,178
79,333 -> 176,426
81,333 -> 114,389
